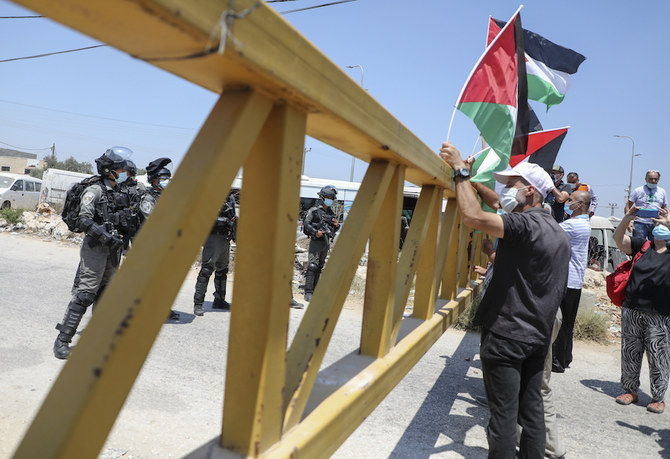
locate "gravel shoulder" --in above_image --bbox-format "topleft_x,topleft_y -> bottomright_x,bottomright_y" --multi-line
1,232 -> 668,458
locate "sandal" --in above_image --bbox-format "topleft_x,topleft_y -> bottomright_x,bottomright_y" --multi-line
615,392 -> 638,405
647,401 -> 665,413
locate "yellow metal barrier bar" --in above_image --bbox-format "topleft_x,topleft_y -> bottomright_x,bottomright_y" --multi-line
13,0 -> 452,189
412,188 -> 444,320
360,165 -> 404,357
432,199 -> 459,299
260,283 -> 483,458
13,89 -> 274,459
389,186 -> 441,345
440,213 -> 461,301
222,103 -> 307,455
283,160 -> 397,429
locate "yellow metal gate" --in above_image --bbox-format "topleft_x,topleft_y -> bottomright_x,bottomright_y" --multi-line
11,1 -> 484,457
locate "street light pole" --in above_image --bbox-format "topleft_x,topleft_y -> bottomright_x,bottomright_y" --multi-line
613,134 -> 640,205
346,65 -> 365,182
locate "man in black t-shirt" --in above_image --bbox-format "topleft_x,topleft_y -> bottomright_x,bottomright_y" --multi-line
440,143 -> 571,458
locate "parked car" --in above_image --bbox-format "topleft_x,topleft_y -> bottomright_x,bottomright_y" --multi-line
588,216 -> 628,273
0,173 -> 43,210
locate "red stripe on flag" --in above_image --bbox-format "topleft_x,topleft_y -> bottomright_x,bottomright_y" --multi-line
509,127 -> 568,167
458,16 -> 518,106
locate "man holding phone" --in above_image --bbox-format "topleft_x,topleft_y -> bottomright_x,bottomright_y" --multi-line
625,170 -> 667,241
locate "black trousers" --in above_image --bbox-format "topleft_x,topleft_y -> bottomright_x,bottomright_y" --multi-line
480,329 -> 547,459
552,288 -> 582,371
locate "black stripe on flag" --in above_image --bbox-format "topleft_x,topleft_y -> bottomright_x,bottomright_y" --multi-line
494,19 -> 586,74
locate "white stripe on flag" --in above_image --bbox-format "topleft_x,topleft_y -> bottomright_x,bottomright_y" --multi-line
526,54 -> 571,95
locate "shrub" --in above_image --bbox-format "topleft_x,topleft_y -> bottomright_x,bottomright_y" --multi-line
0,208 -> 24,224
573,310 -> 610,344
453,291 -> 482,332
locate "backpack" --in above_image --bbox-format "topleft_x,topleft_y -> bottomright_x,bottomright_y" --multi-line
61,176 -> 102,232
605,240 -> 652,306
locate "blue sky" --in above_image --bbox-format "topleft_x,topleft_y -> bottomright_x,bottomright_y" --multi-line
1,0 -> 669,217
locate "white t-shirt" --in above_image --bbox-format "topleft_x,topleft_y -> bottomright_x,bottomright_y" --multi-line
628,185 -> 667,224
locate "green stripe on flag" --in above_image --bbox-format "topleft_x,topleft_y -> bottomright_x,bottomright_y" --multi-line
457,101 -> 515,159
528,74 -> 565,108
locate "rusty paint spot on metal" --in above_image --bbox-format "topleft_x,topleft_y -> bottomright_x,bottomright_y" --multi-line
381,144 -> 390,150
93,368 -> 102,378
315,338 -> 320,347
177,229 -> 182,237
322,318 -> 329,331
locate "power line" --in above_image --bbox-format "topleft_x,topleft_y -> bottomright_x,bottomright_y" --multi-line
0,0 -> 357,64
0,99 -> 198,131
279,0 -> 357,14
0,44 -> 107,63
0,140 -> 51,151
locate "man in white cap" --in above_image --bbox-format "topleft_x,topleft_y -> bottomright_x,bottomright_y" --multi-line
440,142 -> 571,459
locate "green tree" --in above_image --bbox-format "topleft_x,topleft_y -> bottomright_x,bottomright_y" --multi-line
40,153 -> 93,175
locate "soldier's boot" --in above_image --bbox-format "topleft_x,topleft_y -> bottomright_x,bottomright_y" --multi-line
193,269 -> 211,315
53,293 -> 94,360
304,262 -> 319,302
213,271 -> 230,310
167,310 -> 180,321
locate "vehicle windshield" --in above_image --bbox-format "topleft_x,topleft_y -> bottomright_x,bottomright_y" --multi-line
0,175 -> 13,189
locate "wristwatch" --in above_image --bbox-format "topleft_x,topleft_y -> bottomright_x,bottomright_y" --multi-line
453,167 -> 471,180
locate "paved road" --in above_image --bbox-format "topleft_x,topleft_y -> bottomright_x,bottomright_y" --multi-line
1,232 -> 668,458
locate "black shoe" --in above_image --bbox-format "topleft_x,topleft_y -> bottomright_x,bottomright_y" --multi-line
167,310 -> 180,321
552,363 -> 565,373
290,298 -> 304,309
304,292 -> 312,302
53,337 -> 72,360
194,303 -> 204,316
213,298 -> 231,310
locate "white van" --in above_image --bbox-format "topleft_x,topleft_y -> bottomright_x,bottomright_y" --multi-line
588,216 -> 628,273
0,173 -> 43,210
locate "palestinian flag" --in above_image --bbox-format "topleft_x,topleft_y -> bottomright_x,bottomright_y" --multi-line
472,126 -> 568,193
509,127 -> 569,171
455,8 -> 529,164
489,18 -> 586,109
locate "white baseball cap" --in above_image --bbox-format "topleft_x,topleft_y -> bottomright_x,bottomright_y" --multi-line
493,162 -> 555,199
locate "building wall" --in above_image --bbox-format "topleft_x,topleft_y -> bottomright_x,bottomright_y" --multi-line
0,157 -> 46,174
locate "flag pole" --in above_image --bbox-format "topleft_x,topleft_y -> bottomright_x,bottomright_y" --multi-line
445,105 -> 458,143
446,4 -> 524,145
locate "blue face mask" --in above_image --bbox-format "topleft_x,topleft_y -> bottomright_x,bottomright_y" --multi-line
116,171 -> 128,183
564,205 -> 573,217
652,225 -> 670,240
323,198 -> 334,207
647,183 -> 658,190
159,178 -> 170,189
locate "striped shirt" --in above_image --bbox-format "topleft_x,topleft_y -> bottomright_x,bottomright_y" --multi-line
559,214 -> 591,289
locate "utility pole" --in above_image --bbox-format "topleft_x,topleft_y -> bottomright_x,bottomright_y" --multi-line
346,65 -> 365,182
607,202 -> 619,217
302,147 -> 311,176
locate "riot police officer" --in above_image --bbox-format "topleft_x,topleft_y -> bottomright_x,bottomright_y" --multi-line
302,185 -> 340,301
193,191 -> 237,316
139,157 -> 180,321
53,148 -> 129,359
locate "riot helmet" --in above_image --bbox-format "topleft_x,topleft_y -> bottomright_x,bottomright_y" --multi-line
95,146 -> 130,179
146,157 -> 172,188
124,159 -> 138,177
318,185 -> 337,200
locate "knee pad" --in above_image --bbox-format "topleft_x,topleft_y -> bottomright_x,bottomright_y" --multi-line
199,265 -> 214,279
307,263 -> 320,273
74,291 -> 96,309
